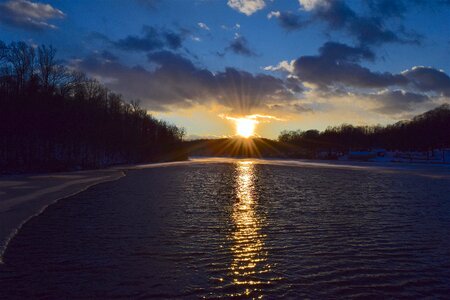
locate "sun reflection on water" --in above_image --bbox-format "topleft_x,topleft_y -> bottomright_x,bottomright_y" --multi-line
228,160 -> 270,298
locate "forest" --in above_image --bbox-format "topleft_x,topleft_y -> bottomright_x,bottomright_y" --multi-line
186,106 -> 450,160
279,104 -> 450,156
0,41 -> 185,173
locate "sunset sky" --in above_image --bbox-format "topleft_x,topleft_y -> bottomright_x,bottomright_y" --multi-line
1,0 -> 450,138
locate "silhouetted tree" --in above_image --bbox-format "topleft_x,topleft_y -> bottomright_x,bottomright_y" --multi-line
0,40 -> 185,173
279,105 -> 450,156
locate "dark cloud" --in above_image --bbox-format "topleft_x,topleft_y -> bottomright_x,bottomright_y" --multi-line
403,66 -> 450,97
268,103 -> 313,114
314,0 -> 355,28
348,17 -> 402,45
293,42 -> 406,89
291,103 -> 313,113
313,0 -> 418,45
267,11 -> 308,31
319,42 -> 375,62
371,90 -> 431,114
290,42 -> 450,96
282,40 -> 450,115
147,50 -> 198,69
74,41 -> 450,117
113,26 -> 184,52
285,77 -> 304,93
215,67 -> 294,113
273,0 -> 424,45
73,51 -> 297,114
226,36 -> 256,57
163,31 -> 183,49
0,0 -> 65,31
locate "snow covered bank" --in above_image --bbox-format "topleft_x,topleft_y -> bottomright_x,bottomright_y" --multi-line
341,149 -> 450,164
0,169 -> 125,263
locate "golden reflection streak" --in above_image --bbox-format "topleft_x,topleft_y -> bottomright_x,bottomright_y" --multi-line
228,161 -> 269,298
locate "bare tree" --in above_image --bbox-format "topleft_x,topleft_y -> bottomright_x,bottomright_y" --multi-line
37,45 -> 57,92
7,42 -> 36,93
0,41 -> 7,62
0,40 -> 188,172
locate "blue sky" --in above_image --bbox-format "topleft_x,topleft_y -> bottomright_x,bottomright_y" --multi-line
1,0 -> 450,138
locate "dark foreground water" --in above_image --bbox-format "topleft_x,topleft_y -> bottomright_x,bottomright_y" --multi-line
1,161 -> 450,299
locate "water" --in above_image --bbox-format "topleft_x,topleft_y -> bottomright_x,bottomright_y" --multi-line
1,160 -> 450,298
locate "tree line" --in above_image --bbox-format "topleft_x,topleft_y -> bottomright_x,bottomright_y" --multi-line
0,41 -> 185,173
279,104 -> 450,156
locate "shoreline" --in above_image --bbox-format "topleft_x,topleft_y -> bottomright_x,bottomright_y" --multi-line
1,157 -> 449,264
0,169 -> 125,264
0,159 -> 200,264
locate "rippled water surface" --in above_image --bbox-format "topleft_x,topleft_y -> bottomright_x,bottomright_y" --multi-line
1,161 -> 450,298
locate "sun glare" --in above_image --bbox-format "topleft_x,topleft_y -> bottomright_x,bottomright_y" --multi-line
221,114 -> 282,138
235,118 -> 257,138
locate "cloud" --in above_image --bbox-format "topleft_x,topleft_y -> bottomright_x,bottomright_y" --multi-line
292,103 -> 313,113
221,114 -> 284,124
267,10 -> 280,18
270,41 -> 449,115
227,0 -> 266,16
74,41 -> 450,117
113,26 -> 184,52
298,0 -> 330,11
198,22 -> 210,31
293,43 -> 450,96
264,60 -> 295,73
318,41 -> 375,62
370,90 -> 431,114
402,66 -> 450,97
270,103 -> 313,114
263,39 -> 450,116
267,11 -> 308,30
285,76 -> 304,93
275,0 -> 422,45
0,0 -> 65,30
226,36 -> 256,56
72,51 -> 298,114
220,23 -> 241,31
292,42 -> 406,89
311,0 -> 416,45
215,68 -> 298,113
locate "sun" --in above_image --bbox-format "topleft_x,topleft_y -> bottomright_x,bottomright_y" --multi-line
220,114 -> 269,138
235,117 -> 257,138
